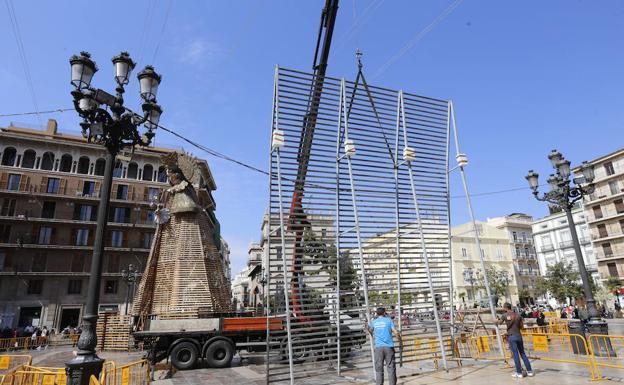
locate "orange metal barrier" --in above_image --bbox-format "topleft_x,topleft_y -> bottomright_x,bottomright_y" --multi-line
456,331 -> 596,380
588,334 -> 624,380
515,332 -> 596,380
454,333 -> 509,362
0,358 -> 148,385
0,356 -> 33,384
522,322 -> 568,336
0,365 -> 66,385
0,338 -> 49,352
101,360 -> 149,385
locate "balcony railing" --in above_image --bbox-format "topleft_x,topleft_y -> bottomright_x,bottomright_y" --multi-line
0,183 -> 162,205
515,253 -> 537,260
559,240 -> 574,248
518,270 -> 539,276
591,230 -> 624,242
579,236 -> 591,244
590,207 -> 624,222
593,164 -> 624,181
540,244 -> 555,252
513,237 -> 533,244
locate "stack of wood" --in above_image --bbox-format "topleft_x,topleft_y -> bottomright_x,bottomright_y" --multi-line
96,313 -> 132,351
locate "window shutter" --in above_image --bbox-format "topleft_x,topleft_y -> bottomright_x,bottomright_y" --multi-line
128,186 -> 134,201
71,229 -> 77,245
105,230 -> 112,247
87,229 -> 94,245
33,225 -> 40,243
143,187 -> 148,201
111,184 -> 118,200
77,180 -> 84,195
95,182 -> 101,197
40,177 -> 48,193
140,209 -> 147,223
50,227 -> 57,244
19,175 -> 28,191
0,173 -> 7,189
59,179 -> 67,195
123,231 -> 128,247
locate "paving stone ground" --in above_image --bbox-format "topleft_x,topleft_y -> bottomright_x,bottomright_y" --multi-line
7,343 -> 624,384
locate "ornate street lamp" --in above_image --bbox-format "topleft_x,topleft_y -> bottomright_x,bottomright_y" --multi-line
121,264 -> 140,315
66,51 -> 162,385
525,150 -> 607,334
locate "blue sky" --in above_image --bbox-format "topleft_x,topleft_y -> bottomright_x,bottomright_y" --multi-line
1,1 -> 623,278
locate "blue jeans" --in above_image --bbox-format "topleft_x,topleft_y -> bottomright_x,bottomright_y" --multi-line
508,334 -> 532,374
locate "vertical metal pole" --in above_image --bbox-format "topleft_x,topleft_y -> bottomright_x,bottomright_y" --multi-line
398,91 -> 448,371
339,79 -> 375,377
275,148 -> 295,385
272,66 -> 295,385
564,207 -> 600,321
393,91 -> 403,357
334,78 -> 342,376
445,102 -> 455,343
66,147 -> 115,385
265,67 -> 278,385
449,101 -> 506,361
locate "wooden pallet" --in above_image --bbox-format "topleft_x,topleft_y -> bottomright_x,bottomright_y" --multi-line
96,313 -> 132,351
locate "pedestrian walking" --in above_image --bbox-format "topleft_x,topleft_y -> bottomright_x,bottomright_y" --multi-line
497,302 -> 534,378
366,307 -> 402,385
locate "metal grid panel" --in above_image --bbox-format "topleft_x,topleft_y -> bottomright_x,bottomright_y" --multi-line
266,67 -> 452,383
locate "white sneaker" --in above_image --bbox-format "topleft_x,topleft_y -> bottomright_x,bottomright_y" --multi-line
512,372 -> 523,378
526,371 -> 534,377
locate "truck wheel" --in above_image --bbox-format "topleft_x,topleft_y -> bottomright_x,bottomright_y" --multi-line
170,342 -> 199,370
205,340 -> 234,368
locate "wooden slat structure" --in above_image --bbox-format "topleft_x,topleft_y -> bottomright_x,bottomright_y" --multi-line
132,152 -> 231,322
96,314 -> 132,351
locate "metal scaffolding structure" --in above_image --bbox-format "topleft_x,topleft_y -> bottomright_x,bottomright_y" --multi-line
266,66 -> 456,384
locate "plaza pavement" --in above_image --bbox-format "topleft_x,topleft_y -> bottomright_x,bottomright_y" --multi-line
21,319 -> 624,384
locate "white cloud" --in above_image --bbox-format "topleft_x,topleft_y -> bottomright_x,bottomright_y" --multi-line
180,38 -> 222,66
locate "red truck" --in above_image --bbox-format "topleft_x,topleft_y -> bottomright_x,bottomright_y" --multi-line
133,315 -> 283,369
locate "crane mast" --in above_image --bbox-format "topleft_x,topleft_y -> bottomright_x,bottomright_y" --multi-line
288,0 -> 339,321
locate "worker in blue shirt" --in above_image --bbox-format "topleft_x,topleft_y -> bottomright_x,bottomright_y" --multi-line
366,307 -> 401,385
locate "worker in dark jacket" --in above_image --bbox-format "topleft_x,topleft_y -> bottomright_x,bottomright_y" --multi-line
496,303 -> 534,378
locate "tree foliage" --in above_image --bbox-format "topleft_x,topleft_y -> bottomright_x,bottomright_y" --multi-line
304,228 -> 358,309
605,277 -> 623,293
538,261 -> 583,303
483,267 -> 511,298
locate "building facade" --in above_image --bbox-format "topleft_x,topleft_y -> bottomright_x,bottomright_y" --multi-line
574,148 -> 624,280
531,204 -> 598,285
0,120 -> 221,330
230,242 -> 263,312
487,213 -> 540,304
451,221 -> 519,307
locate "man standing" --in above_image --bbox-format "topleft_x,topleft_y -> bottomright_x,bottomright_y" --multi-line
497,302 -> 534,378
366,307 -> 401,385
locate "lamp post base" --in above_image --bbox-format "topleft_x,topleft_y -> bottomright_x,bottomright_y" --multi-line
586,320 -> 614,358
66,353 -> 105,385
586,319 -> 609,335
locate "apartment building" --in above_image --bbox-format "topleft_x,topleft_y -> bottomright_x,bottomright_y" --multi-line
0,120 -> 224,330
574,148 -> 624,280
451,221 -> 519,306
231,243 -> 263,312
531,204 -> 598,283
487,213 -> 540,304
